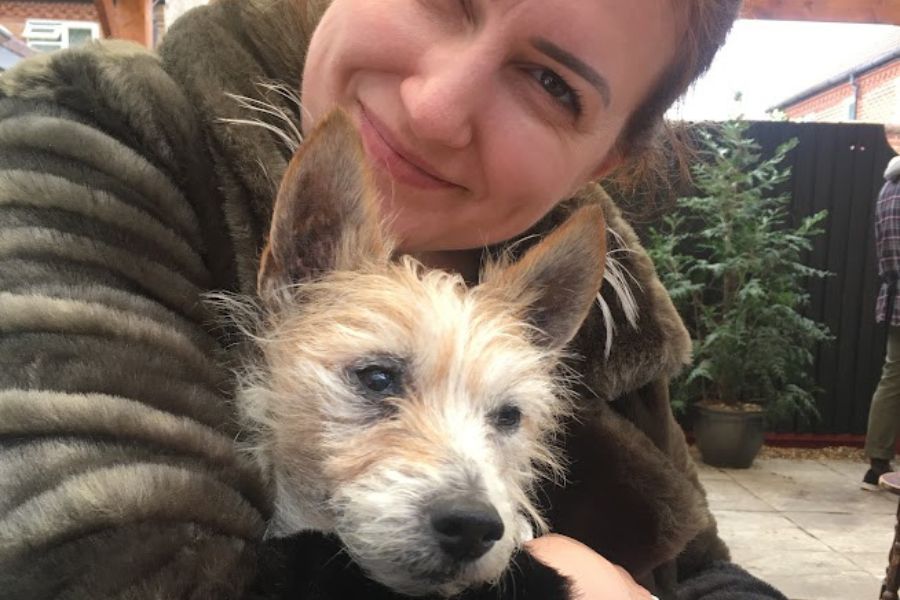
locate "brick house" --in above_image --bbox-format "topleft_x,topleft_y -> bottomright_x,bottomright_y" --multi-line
0,0 -> 208,59
0,0 -> 101,63
773,31 -> 900,152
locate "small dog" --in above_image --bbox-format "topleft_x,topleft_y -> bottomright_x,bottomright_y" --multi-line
228,110 -> 605,597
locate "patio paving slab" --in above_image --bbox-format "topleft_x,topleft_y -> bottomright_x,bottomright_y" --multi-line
712,510 -> 829,551
728,546 -> 869,576
783,511 -> 895,553
844,551 -> 891,579
821,460 -> 871,479
693,460 -> 733,480
723,460 -> 897,514
703,478 -> 778,511
697,456 -> 897,600
752,569 -> 880,600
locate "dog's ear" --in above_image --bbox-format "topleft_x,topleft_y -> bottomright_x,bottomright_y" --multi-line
258,109 -> 389,302
483,206 -> 606,351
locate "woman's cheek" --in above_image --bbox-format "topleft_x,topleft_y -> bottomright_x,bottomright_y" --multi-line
491,141 -> 571,213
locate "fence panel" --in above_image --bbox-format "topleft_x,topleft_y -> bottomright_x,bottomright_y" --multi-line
631,120 -> 897,434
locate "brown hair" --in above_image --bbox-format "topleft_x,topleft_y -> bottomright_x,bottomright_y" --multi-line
607,1 -> 743,193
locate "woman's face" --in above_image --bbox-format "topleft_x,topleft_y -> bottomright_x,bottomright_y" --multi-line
301,0 -> 678,252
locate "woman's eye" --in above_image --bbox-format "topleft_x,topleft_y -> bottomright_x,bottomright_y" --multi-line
529,68 -> 582,115
492,404 -> 522,433
355,366 -> 399,394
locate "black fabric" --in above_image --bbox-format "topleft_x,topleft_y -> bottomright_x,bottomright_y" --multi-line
676,562 -> 788,600
253,536 -> 788,600
252,533 -> 573,600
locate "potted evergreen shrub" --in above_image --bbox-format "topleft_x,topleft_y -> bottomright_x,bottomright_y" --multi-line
647,120 -> 832,468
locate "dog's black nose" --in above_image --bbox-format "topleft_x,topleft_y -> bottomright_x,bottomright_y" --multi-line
429,499 -> 504,562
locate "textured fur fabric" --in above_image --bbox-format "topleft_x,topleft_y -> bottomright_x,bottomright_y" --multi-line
0,0 -> 751,598
0,38 -> 268,600
675,562 -> 787,600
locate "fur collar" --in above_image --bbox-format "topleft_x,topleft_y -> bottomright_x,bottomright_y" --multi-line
886,155 -> 900,182
502,187 -> 692,405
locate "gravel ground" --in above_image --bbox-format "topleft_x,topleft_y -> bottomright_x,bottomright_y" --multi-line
689,444 -> 868,462
757,445 -> 867,461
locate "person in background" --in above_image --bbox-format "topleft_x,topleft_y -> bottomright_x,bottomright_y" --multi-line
864,155 -> 900,490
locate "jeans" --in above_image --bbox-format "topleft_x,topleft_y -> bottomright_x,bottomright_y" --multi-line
866,326 -> 900,460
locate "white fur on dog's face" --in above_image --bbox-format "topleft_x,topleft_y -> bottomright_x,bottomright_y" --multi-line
240,261 -> 568,596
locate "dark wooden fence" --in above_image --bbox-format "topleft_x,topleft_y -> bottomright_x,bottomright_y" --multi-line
632,121 -> 897,435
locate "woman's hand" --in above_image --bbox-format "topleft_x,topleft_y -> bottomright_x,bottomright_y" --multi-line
525,534 -> 655,600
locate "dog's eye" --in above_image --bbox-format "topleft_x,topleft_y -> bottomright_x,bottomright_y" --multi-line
355,365 -> 401,395
493,405 -> 522,433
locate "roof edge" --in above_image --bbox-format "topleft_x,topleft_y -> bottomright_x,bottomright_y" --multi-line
772,47 -> 900,111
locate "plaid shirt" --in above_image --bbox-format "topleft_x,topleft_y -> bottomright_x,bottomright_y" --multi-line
875,176 -> 900,325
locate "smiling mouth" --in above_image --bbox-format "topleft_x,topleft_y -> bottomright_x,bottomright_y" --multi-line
357,103 -> 462,191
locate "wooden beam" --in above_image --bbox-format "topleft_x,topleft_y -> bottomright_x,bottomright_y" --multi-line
89,0 -> 897,45
93,0 -> 152,46
740,0 -> 900,24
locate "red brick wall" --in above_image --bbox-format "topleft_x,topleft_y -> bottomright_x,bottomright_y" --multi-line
858,61 -> 900,123
783,59 -> 899,125
783,82 -> 855,122
0,1 -> 99,37
782,58 -> 900,153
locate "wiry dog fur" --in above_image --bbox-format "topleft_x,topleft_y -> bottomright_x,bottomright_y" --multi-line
218,110 -> 606,597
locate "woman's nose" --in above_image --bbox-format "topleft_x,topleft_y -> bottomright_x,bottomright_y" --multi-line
400,47 -> 492,149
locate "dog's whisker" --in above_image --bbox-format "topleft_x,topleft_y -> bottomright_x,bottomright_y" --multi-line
323,546 -> 351,570
255,80 -> 312,132
603,254 -> 640,329
233,86 -> 302,128
221,88 -> 305,152
219,116 -> 301,152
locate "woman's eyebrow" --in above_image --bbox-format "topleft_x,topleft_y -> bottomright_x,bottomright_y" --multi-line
530,37 -> 611,108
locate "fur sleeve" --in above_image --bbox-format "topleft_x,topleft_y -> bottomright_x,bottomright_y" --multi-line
0,42 -> 268,598
676,562 -> 787,600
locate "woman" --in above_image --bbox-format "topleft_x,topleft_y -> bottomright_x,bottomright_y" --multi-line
0,0 -> 785,598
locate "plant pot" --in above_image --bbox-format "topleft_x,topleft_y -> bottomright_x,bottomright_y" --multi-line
694,405 -> 765,469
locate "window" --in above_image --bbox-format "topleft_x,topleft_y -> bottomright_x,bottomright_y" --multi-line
22,20 -> 100,52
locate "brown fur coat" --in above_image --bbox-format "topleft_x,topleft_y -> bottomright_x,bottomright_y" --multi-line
0,0 -> 738,598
